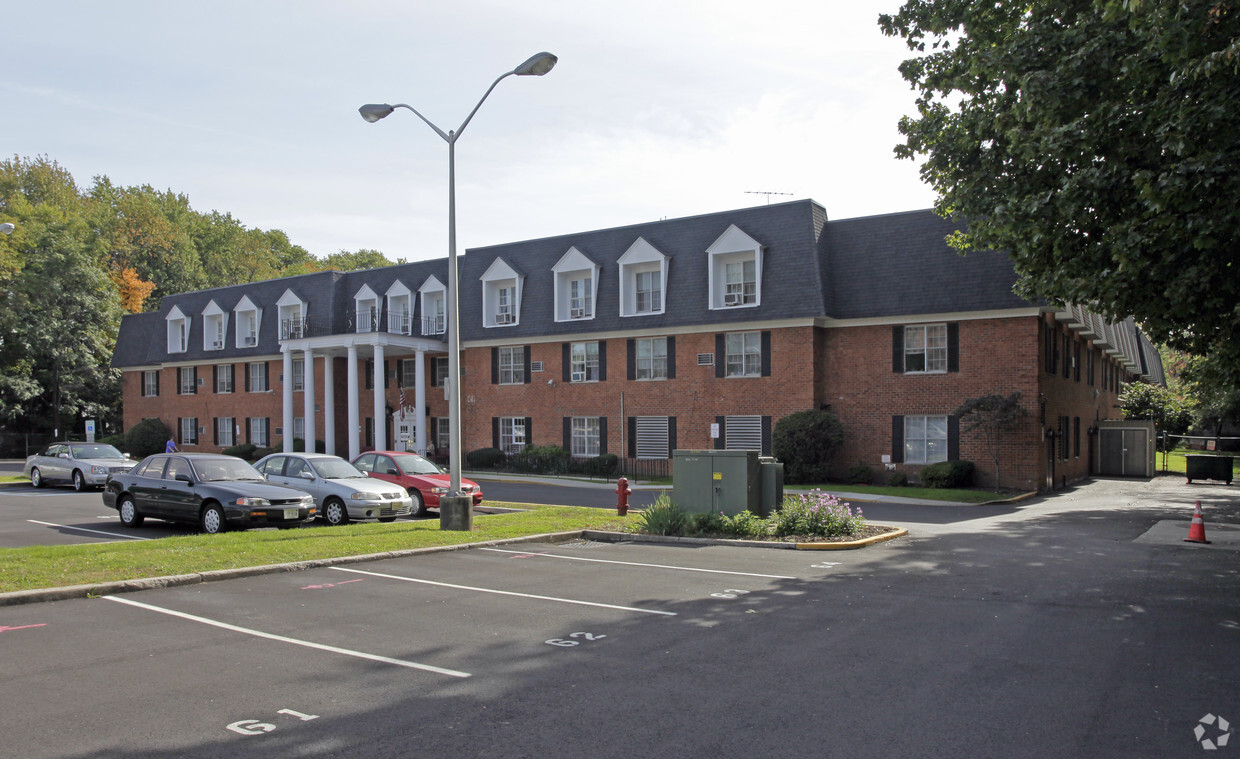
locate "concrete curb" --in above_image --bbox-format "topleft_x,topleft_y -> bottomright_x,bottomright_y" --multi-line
581,525 -> 907,551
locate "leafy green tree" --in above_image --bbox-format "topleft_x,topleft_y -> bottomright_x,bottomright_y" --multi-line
322,248 -> 403,272
880,0 -> 1240,377
954,392 -> 1026,491
772,409 -> 844,484
1181,352 -> 1240,440
1119,382 -> 1194,449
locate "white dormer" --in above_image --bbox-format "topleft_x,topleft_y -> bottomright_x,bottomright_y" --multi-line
233,295 -> 262,348
552,247 -> 599,322
353,284 -> 380,333
480,258 -> 523,328
202,300 -> 226,351
277,289 -> 307,340
707,224 -> 763,310
166,305 -> 190,354
418,275 -> 447,336
618,237 -> 669,317
385,280 -> 413,335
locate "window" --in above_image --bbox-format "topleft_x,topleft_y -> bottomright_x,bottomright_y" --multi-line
635,271 -> 661,313
497,287 -> 513,321
293,416 -> 305,442
724,260 -> 757,306
292,358 -> 305,392
400,359 -> 417,388
481,258 -> 523,327
179,367 -> 197,395
142,371 -> 159,397
248,362 -> 268,392
499,417 -> 526,454
180,417 -> 198,446
707,224 -> 763,310
216,364 -> 234,394
498,346 -> 525,385
635,337 -> 668,380
1073,417 -> 1081,458
570,342 -> 600,382
618,238 -> 668,317
386,283 -> 412,334
234,296 -> 261,348
552,247 -> 600,321
419,276 -> 446,336
216,417 -> 235,447
904,324 -> 948,373
432,357 -> 449,388
203,303 -> 225,350
569,277 -> 592,318
166,306 -> 190,354
250,417 -> 269,447
571,417 -> 600,457
725,332 -> 761,377
905,415 -> 948,464
435,417 -> 449,451
1087,349 -> 1096,386
277,289 -> 307,340
1073,340 -> 1082,382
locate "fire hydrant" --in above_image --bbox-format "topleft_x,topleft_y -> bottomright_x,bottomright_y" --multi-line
615,476 -> 632,516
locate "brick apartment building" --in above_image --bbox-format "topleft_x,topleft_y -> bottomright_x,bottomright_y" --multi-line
110,200 -> 1164,491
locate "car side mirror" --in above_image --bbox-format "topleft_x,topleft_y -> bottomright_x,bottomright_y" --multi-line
175,474 -> 194,485
386,468 -> 399,476
299,471 -> 315,480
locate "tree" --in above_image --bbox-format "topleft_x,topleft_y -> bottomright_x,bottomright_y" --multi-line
954,392 -> 1026,491
1119,381 -> 1194,449
880,0 -> 1240,379
322,249 -> 403,272
772,409 -> 845,484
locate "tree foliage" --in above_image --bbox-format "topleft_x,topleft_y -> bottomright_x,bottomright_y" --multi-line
1119,382 -> 1194,447
954,391 -> 1026,490
880,0 -> 1240,378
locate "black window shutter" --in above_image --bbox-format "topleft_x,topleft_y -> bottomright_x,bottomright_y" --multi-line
667,336 -> 676,379
599,416 -> 608,454
191,367 -> 198,394
761,415 -> 772,455
155,371 -> 160,396
715,415 -> 725,450
523,349 -> 531,385
668,417 -> 677,455
562,417 -> 571,449
265,418 -> 270,445
598,342 -> 607,381
562,343 -> 571,382
761,332 -> 772,377
213,418 -> 219,446
627,339 -> 636,380
396,360 -> 404,388
948,416 -> 960,461
947,323 -> 960,372
628,417 -> 636,458
525,417 -> 533,444
892,326 -> 904,372
263,363 -> 269,390
177,418 -> 183,444
245,417 -> 252,444
491,347 -> 499,384
891,415 -> 904,463
492,417 -> 500,449
212,365 -> 218,392
365,359 -> 373,390
384,359 -> 390,388
430,417 -> 438,443
244,365 -> 251,393
715,334 -> 726,378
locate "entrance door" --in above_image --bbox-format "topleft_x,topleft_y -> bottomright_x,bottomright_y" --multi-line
1099,429 -> 1148,476
393,416 -> 416,452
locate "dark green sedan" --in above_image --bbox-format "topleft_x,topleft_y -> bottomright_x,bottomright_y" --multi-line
102,453 -> 316,534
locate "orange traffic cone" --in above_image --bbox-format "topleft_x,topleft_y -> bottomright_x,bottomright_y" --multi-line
1185,501 -> 1211,544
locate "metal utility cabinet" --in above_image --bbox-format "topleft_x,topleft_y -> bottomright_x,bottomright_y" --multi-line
673,450 -> 783,516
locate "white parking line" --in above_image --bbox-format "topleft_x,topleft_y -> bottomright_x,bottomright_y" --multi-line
479,547 -> 797,579
331,566 -> 678,616
27,520 -> 150,540
104,595 -> 471,678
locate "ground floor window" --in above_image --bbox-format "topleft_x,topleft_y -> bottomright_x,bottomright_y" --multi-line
250,418 -> 269,448
216,417 -> 235,447
436,417 -> 450,452
180,417 -> 198,446
294,416 -> 305,442
571,417 -> 600,457
905,415 -> 948,464
499,417 -> 526,454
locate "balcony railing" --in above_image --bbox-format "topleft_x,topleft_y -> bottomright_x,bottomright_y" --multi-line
421,314 -> 446,336
281,316 -> 310,340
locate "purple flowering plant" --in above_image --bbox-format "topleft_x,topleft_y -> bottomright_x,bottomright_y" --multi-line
771,489 -> 865,538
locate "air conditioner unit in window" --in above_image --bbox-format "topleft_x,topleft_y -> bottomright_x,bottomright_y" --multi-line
197,377 -> 204,386
570,307 -> 585,319
571,371 -> 587,382
495,313 -> 514,325
211,340 -> 223,349
244,335 -> 257,346
724,292 -> 743,306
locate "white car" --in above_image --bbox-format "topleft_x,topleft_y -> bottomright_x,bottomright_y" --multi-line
254,452 -> 413,525
25,442 -> 137,491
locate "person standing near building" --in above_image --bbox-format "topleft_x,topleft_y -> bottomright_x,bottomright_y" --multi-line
166,437 -> 179,453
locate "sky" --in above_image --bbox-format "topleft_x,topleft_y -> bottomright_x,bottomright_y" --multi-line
3,0 -> 938,263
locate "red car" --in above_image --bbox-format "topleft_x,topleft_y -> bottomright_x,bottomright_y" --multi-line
351,451 -> 484,517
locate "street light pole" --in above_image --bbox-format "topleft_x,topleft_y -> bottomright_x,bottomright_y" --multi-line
359,52 -> 557,524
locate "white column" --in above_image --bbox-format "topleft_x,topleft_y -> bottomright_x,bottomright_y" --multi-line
282,349 -> 294,453
323,355 -> 335,456
414,349 -> 427,455
302,348 -> 316,453
373,343 -> 387,451
347,345 -> 360,460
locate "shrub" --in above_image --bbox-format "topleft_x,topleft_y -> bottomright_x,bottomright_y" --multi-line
466,447 -> 507,469
771,490 -> 865,538
920,460 -> 976,488
773,409 -> 845,484
223,443 -> 257,460
124,418 -> 173,458
843,464 -> 875,485
886,471 -> 909,487
509,444 -> 570,474
687,511 -> 725,536
253,444 -> 282,460
98,434 -> 126,450
636,493 -> 687,535
292,438 -> 326,454
721,510 -> 771,539
582,453 -> 619,477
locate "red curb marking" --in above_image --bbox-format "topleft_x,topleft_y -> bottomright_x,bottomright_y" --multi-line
0,624 -> 47,633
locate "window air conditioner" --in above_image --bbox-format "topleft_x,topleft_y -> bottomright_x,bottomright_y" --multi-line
245,335 -> 257,346
571,371 -> 587,382
211,340 -> 223,349
495,313 -> 514,325
724,292 -> 743,306
570,307 -> 585,318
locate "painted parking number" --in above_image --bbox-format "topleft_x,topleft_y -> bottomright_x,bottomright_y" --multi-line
711,589 -> 751,599
545,632 -> 607,647
227,709 -> 319,736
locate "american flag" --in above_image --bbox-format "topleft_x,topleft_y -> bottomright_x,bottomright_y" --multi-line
399,387 -> 405,420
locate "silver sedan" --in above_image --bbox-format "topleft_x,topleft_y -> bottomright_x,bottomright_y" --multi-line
254,452 -> 413,525
25,442 -> 137,491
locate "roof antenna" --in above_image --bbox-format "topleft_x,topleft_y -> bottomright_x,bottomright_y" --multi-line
745,191 -> 794,205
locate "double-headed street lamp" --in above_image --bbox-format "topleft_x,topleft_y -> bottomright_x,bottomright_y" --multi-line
359,52 -> 557,526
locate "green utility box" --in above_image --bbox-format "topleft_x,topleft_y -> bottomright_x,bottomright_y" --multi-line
758,456 -> 784,517
672,449 -> 765,516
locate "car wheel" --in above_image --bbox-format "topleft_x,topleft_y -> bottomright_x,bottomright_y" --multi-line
117,496 -> 144,528
30,468 -> 43,488
72,470 -> 87,492
408,489 -> 426,518
201,502 -> 227,534
323,497 -> 348,526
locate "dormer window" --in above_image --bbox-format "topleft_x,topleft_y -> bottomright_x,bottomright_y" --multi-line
418,276 -> 446,336
707,224 -> 763,310
277,290 -> 307,340
480,258 -> 523,328
202,301 -> 226,351
553,247 -> 600,322
618,237 -> 668,318
354,284 -> 380,334
233,295 -> 261,348
166,305 -> 190,354
386,280 -> 412,335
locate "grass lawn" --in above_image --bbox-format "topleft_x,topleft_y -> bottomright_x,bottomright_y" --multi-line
0,503 -> 627,595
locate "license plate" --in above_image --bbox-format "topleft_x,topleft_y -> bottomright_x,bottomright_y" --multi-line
283,508 -> 299,519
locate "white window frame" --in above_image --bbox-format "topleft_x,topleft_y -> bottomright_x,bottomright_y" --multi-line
480,258 -> 523,328
499,417 -> 526,454
142,371 -> 159,397
216,364 -> 234,394
570,342 -> 600,383
419,276 -> 447,336
292,358 -> 305,392
248,362 -> 268,393
432,357 -> 449,388
707,224 -> 763,310
251,417 -> 269,448
571,417 -> 601,457
904,324 -> 949,374
203,301 -> 226,351
725,332 -> 762,378
166,306 -> 190,354
233,295 -> 261,349
178,367 -> 196,395
635,337 -> 668,381
293,416 -> 305,442
553,247 -> 600,322
618,237 -> 668,318
499,346 -> 525,385
180,417 -> 198,446
217,417 -> 235,448
385,280 -> 412,335
354,284 -> 380,334
277,289 -> 307,340
905,415 -> 949,464
435,417 -> 450,451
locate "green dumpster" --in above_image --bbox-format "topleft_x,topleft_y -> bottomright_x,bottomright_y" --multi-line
1185,455 -> 1234,485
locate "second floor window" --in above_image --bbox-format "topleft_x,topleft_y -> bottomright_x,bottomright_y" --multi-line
143,371 -> 159,397
635,337 -> 668,380
179,367 -> 197,395
570,342 -> 600,383
904,324 -> 948,373
216,364 -> 234,394
725,332 -> 761,377
292,359 -> 305,392
499,347 -> 524,385
568,277 -> 592,319
249,362 -> 268,392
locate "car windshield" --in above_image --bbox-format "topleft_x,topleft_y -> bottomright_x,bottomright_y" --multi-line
68,444 -> 125,460
312,458 -> 367,479
392,454 -> 444,475
193,458 -> 265,482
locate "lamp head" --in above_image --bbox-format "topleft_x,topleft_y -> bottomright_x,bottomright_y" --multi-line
359,104 -> 395,123
513,52 -> 557,76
